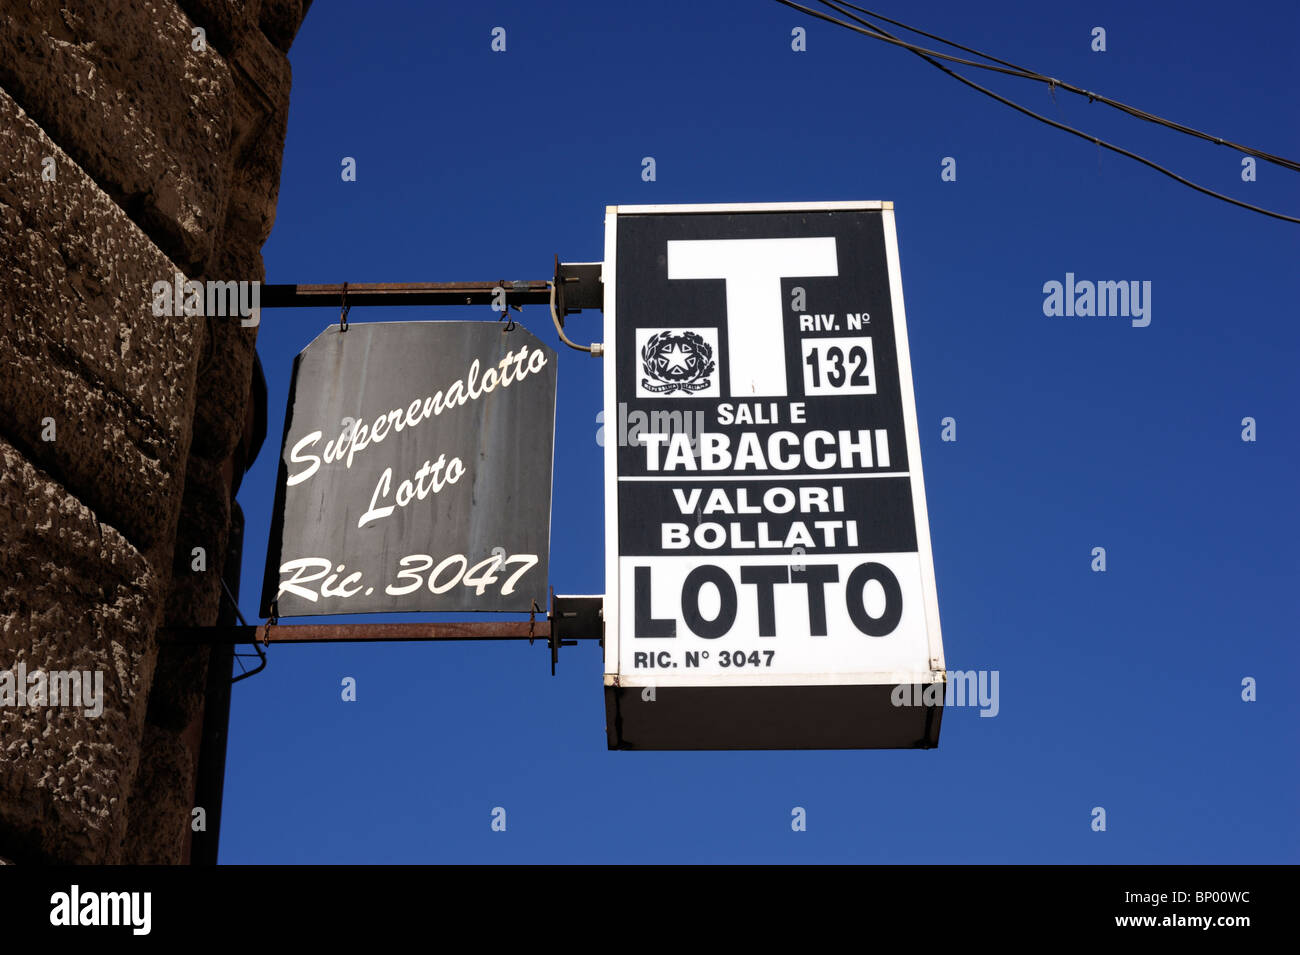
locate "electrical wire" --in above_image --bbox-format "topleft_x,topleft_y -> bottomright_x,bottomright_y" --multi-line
548,281 -> 604,355
822,0 -> 1300,172
772,0 -> 1300,224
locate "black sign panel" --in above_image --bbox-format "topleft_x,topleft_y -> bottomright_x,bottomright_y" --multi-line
260,321 -> 556,616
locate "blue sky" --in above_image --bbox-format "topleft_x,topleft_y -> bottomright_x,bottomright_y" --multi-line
219,0 -> 1298,863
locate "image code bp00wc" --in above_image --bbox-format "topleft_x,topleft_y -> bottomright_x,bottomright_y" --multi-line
601,201 -> 946,750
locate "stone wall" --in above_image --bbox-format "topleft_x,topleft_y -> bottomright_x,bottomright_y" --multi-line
0,0 -> 308,864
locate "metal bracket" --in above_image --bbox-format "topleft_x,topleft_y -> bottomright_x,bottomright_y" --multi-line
547,593 -> 603,676
552,257 -> 603,328
160,592 -> 607,679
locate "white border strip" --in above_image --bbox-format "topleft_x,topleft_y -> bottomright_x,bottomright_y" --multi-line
602,208 -> 620,677
610,670 -> 945,689
612,201 -> 888,215
882,206 -> 946,673
619,472 -> 911,482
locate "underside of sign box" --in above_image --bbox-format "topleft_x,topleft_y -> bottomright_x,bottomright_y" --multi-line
604,675 -> 944,750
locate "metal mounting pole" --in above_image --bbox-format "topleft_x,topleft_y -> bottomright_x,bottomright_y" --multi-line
261,280 -> 555,309
160,597 -> 605,650
161,621 -> 567,644
259,262 -> 603,312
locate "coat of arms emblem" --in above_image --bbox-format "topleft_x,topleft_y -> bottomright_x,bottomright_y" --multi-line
639,330 -> 716,395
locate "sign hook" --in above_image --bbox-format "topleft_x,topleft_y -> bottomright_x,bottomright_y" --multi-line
495,282 -> 518,332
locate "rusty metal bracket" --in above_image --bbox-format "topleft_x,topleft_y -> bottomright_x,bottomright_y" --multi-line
162,620 -> 571,647
161,614 -> 602,647
159,597 -> 606,681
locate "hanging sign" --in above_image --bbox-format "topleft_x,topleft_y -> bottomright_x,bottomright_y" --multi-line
602,202 -> 945,749
260,321 -> 556,617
